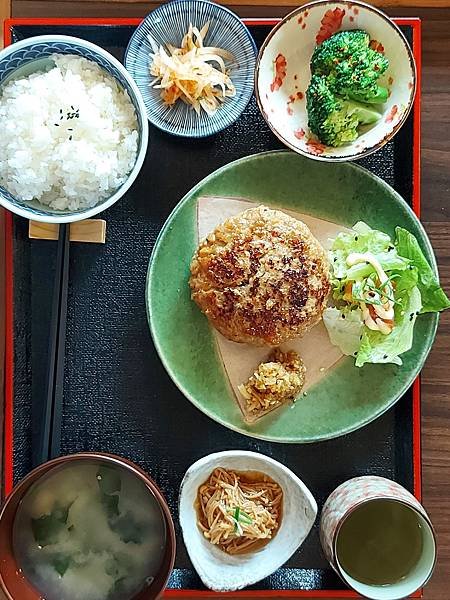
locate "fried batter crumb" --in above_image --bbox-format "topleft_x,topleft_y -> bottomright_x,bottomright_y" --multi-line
238,349 -> 306,417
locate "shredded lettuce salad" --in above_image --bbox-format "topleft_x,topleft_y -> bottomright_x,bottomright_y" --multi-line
323,222 -> 450,367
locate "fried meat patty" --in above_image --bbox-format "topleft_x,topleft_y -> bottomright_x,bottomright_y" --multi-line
189,206 -> 331,346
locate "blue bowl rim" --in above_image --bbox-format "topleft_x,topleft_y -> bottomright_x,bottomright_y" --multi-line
0,34 -> 149,223
124,0 -> 257,138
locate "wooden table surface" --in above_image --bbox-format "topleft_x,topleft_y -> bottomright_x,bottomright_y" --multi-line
0,1 -> 449,599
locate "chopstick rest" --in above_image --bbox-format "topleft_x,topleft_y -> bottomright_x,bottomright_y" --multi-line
29,219 -> 106,243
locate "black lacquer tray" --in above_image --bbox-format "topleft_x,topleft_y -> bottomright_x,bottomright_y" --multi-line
3,18 -> 422,597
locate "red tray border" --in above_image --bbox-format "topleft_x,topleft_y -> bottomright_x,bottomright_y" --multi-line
2,16 -> 422,599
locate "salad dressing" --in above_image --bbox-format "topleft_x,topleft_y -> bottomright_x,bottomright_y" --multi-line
346,252 -> 394,334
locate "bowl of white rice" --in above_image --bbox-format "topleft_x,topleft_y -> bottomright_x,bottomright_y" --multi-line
0,35 -> 149,223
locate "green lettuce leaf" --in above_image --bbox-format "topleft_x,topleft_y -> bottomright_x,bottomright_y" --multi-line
326,222 -> 449,366
355,268 -> 421,367
323,307 -> 364,356
330,222 -> 409,287
395,227 -> 450,313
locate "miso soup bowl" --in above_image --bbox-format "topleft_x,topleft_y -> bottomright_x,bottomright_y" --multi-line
0,452 -> 176,600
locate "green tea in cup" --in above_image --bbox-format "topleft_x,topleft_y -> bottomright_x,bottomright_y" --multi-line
320,476 -> 436,600
335,499 -> 436,600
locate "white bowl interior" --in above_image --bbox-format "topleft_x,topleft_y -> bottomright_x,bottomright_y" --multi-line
179,451 -> 317,592
256,1 -> 416,160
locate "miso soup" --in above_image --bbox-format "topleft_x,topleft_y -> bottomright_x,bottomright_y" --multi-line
13,461 -> 167,600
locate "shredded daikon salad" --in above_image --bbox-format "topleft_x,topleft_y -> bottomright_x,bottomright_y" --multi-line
148,23 -> 236,116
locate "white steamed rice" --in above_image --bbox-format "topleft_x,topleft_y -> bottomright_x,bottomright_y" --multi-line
0,54 -> 139,211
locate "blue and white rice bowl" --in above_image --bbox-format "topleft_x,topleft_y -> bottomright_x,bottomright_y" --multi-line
0,35 -> 148,223
125,0 -> 257,138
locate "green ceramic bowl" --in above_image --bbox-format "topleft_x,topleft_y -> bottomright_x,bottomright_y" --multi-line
147,151 -> 438,443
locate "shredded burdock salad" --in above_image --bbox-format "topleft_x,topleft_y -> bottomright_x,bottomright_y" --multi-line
148,22 -> 236,116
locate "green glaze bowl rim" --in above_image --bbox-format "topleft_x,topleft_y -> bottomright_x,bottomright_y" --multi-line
146,150 -> 439,443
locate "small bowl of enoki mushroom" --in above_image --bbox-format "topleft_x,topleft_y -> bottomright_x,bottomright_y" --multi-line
179,450 -> 317,592
124,0 -> 257,137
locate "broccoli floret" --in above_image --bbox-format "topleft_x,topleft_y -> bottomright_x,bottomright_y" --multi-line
345,84 -> 388,104
311,30 -> 389,104
311,30 -> 370,74
306,75 -> 381,147
330,50 -> 389,103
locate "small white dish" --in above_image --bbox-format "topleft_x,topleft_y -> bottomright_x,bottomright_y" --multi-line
255,0 -> 416,161
179,450 -> 317,592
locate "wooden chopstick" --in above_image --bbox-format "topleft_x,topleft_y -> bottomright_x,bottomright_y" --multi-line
35,223 -> 70,466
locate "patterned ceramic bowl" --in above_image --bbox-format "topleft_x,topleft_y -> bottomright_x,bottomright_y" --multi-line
179,451 -> 317,591
255,0 -> 416,161
124,0 -> 257,138
0,35 -> 149,223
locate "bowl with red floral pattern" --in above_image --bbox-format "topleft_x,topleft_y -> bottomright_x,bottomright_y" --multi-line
255,0 -> 416,161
